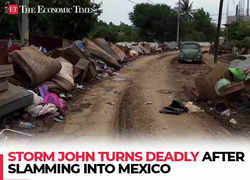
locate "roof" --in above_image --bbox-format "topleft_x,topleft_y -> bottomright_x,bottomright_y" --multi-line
182,41 -> 199,45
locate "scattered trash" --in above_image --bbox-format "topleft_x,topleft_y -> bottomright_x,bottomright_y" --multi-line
112,72 -> 120,76
9,46 -> 62,87
160,107 -> 184,115
19,121 -> 34,129
52,57 -> 75,92
39,85 -> 49,98
228,67 -> 245,82
221,109 -> 231,117
107,102 -> 115,106
160,100 -> 188,115
0,129 -> 32,137
112,76 -> 126,81
1,37 -> 167,136
44,93 -> 65,110
39,47 -> 47,54
229,119 -> 237,125
144,101 -> 153,105
157,89 -> 173,95
54,115 -> 64,123
59,93 -> 73,101
184,102 -> 203,113
215,78 -> 231,96
215,102 -> 228,113
28,90 -> 43,105
76,84 -> 85,90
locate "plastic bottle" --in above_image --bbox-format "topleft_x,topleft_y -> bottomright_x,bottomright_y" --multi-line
19,122 -> 33,129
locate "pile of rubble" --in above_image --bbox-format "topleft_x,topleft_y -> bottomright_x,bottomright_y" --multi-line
116,42 -> 167,59
0,37 -> 165,138
195,55 -> 250,134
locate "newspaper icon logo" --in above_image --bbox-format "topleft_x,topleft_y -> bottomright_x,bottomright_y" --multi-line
8,4 -> 19,15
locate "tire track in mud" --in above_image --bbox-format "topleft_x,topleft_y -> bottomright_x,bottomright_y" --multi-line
118,83 -> 153,137
117,54 -> 172,138
117,52 -> 233,140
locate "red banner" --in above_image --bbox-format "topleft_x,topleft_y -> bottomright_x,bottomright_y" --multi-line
0,154 -> 3,180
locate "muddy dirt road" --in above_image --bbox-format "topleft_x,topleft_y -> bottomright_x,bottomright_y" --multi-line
40,51 -> 236,142
33,52 -> 242,141
118,53 -> 232,140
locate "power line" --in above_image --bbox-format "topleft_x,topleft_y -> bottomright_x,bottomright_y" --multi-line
145,0 -> 154,3
128,0 -> 137,4
128,0 -> 154,4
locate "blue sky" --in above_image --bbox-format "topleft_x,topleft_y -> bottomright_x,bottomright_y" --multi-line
95,0 -> 240,25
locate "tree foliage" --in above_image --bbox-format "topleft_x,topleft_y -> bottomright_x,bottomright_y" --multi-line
129,3 -> 177,42
0,1 -> 217,42
129,3 -> 216,42
227,21 -> 250,41
88,21 -> 140,42
226,21 -> 250,49
180,0 -> 193,17
189,9 -> 217,41
0,0 -> 20,39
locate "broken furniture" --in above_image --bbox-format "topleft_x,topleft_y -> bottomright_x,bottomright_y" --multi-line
0,83 -> 33,118
0,40 -> 14,92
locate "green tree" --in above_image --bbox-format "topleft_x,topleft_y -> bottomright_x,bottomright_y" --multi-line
29,0 -> 102,40
226,21 -> 250,50
88,21 -> 140,42
129,3 -> 214,42
129,3 -> 177,42
180,0 -> 193,17
179,0 -> 194,40
88,21 -> 119,42
192,9 -> 217,42
0,0 -> 20,39
227,21 -> 250,41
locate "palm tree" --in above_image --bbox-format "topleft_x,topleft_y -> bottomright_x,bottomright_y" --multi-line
179,0 -> 193,18
177,0 -> 194,40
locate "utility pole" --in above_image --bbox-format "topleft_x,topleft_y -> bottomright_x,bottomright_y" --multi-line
176,0 -> 180,47
20,0 -> 29,45
214,0 -> 224,64
243,0 -> 245,16
236,4 -> 239,22
247,0 -> 249,16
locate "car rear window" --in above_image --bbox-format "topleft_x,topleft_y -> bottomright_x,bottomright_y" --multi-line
182,44 -> 199,49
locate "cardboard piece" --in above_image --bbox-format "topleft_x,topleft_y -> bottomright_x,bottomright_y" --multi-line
195,63 -> 229,100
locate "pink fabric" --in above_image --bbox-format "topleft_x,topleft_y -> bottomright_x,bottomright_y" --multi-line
44,93 -> 65,109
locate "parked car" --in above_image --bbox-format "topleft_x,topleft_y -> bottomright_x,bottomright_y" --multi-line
179,41 -> 203,63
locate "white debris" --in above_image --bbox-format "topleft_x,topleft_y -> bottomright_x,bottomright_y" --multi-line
221,109 -> 231,117
229,119 -> 238,125
144,101 -> 153,105
185,102 -> 204,113
112,76 -> 126,81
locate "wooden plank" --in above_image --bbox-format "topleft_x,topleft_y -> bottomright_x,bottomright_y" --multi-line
220,82 -> 245,96
0,64 -> 14,78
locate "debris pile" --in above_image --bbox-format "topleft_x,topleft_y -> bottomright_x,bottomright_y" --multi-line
194,56 -> 250,134
0,37 -> 166,138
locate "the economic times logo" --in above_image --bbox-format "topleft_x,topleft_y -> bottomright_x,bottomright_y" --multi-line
5,4 -> 97,15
